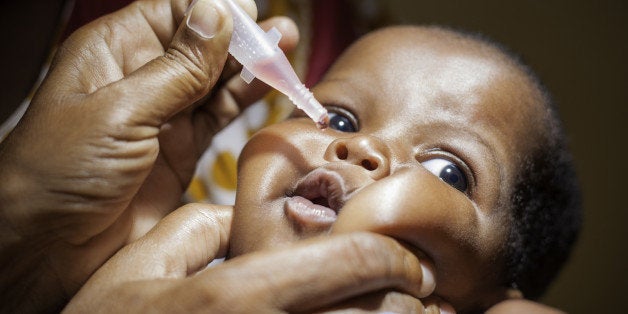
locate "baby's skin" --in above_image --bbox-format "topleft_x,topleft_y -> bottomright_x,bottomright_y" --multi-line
230,26 -> 547,312
61,24 -> 562,314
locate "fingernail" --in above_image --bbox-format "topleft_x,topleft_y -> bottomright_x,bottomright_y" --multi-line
419,262 -> 436,297
187,0 -> 225,39
439,302 -> 456,314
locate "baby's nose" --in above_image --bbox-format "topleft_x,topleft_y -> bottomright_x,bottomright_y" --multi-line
324,135 -> 391,180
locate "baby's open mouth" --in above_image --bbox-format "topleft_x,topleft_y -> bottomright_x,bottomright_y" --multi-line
284,169 -> 349,231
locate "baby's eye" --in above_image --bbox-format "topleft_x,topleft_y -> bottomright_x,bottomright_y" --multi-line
421,158 -> 468,192
327,108 -> 358,132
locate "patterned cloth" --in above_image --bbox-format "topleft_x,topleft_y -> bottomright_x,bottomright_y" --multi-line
0,0 -> 388,205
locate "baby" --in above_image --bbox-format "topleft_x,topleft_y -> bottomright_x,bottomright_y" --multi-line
227,25 -> 581,312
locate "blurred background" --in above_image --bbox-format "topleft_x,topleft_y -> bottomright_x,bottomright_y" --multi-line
1,1 -> 625,313
382,1 -> 626,312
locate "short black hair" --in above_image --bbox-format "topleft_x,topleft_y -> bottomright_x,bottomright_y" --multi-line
504,81 -> 582,300
444,26 -> 583,300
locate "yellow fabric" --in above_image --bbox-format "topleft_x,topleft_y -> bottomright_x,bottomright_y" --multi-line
211,151 -> 238,191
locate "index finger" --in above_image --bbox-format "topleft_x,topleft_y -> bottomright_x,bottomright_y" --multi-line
193,232 -> 434,313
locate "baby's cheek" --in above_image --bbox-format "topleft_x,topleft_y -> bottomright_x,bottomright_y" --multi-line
333,168 -> 497,307
332,167 -> 478,239
331,167 -> 484,299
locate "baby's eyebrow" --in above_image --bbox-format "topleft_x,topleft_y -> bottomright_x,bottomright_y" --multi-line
416,120 -> 497,161
456,126 -> 506,210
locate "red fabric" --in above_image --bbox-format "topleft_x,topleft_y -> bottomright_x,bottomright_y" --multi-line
305,0 -> 357,86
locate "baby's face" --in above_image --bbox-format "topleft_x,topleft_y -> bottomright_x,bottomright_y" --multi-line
230,27 -> 543,310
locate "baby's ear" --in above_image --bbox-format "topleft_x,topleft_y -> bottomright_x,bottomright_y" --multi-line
481,286 -> 524,312
485,298 -> 565,314
505,288 -> 524,299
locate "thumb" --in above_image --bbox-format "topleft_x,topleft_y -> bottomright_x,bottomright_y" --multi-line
98,0 -> 233,127
89,203 -> 233,287
137,203 -> 233,277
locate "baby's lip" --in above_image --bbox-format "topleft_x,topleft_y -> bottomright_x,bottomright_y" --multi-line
292,168 -> 350,213
284,166 -> 369,231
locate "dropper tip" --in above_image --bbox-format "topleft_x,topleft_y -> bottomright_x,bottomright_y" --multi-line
316,114 -> 330,130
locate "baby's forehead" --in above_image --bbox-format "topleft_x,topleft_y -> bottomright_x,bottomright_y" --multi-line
339,26 -> 515,75
331,27 -> 536,107
332,28 -> 538,106
334,26 -> 545,128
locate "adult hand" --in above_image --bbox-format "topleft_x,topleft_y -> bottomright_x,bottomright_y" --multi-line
64,204 -> 439,313
0,0 -> 297,311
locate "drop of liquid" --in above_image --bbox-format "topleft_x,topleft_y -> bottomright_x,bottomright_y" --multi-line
317,114 -> 330,130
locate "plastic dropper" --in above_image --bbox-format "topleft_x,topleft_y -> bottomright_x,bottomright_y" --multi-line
224,0 -> 329,129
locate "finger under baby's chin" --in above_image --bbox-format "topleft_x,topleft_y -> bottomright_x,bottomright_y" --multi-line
312,290 -> 427,313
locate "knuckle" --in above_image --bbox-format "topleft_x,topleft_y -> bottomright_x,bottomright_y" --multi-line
176,202 -> 206,216
174,203 -> 225,229
202,88 -> 241,132
167,204 -> 218,239
163,46 -> 213,96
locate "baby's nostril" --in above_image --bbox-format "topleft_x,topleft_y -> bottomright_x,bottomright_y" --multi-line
361,159 -> 378,171
336,145 -> 348,160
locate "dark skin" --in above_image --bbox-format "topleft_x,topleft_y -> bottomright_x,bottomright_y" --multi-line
0,0 -> 302,311
2,0 -> 446,312
0,0 -> 563,312
230,26 -> 551,312
68,26 -> 563,313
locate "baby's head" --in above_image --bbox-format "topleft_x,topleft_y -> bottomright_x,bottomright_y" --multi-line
228,26 -> 581,312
